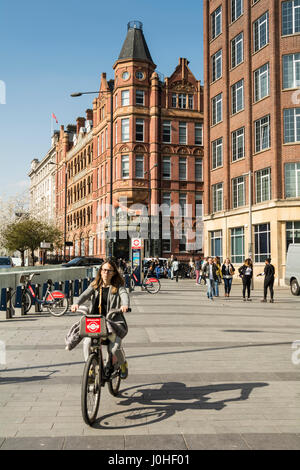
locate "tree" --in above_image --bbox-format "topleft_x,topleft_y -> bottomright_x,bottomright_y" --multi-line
1,217 -> 63,266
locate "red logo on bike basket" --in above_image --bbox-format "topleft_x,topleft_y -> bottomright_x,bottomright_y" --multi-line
85,318 -> 101,334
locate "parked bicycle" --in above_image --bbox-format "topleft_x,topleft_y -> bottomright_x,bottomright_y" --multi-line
79,308 -> 131,426
129,268 -> 161,294
11,273 -> 69,317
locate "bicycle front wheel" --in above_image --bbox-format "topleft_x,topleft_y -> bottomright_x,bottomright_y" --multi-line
108,361 -> 121,397
81,353 -> 101,426
144,277 -> 161,294
47,291 -> 69,317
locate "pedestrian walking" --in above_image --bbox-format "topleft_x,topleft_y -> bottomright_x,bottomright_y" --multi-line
213,256 -> 222,297
168,254 -> 174,279
172,257 -> 179,282
221,258 -> 235,297
238,258 -> 253,301
258,258 -> 275,303
202,257 -> 219,300
195,256 -> 202,285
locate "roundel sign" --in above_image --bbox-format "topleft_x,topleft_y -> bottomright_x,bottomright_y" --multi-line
131,238 -> 142,249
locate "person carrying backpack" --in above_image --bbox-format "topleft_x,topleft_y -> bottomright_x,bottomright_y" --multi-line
257,258 -> 275,303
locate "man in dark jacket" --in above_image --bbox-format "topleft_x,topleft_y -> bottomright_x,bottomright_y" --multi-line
258,258 -> 275,303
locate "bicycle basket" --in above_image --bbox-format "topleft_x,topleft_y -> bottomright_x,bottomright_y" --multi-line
79,315 -> 108,339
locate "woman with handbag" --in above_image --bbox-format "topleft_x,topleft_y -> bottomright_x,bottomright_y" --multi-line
221,258 -> 235,298
213,256 -> 222,297
71,258 -> 130,379
238,258 -> 253,301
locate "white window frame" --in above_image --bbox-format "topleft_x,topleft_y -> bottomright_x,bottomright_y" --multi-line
231,0 -> 243,23
211,5 -> 222,40
255,167 -> 271,203
232,127 -> 245,161
232,79 -> 244,115
121,118 -> 129,142
162,156 -> 171,180
121,90 -> 130,106
284,108 -> 300,143
212,183 -> 223,212
136,89 -> 145,106
212,49 -> 222,82
179,122 -> 187,145
232,176 -> 245,208
212,93 -> 222,125
135,154 -> 144,179
253,11 -> 269,53
255,115 -> 270,152
231,32 -> 243,68
254,63 -> 269,102
212,138 -> 223,169
121,155 -> 129,179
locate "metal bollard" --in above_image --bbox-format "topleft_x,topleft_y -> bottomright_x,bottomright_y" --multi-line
14,286 -> 25,316
0,288 -> 8,318
6,288 -> 12,319
34,284 -> 41,313
68,280 -> 74,305
82,278 -> 88,292
42,282 -> 48,298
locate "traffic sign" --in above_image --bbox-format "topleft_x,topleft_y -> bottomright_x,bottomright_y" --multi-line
131,238 -> 142,249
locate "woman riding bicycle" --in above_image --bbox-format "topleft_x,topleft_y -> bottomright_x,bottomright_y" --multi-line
71,258 -> 130,379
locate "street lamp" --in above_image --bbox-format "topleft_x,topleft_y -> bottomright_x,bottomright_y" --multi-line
242,170 -> 254,289
144,163 -> 158,257
71,84 -> 114,257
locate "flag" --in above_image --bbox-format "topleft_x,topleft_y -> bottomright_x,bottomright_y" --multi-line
52,113 -> 58,123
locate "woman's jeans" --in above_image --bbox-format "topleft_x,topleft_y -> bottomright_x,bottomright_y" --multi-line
224,277 -> 232,294
242,276 -> 252,298
206,279 -> 215,298
83,334 -> 126,366
213,280 -> 219,296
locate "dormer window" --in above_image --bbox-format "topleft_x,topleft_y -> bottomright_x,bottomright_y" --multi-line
171,92 -> 194,109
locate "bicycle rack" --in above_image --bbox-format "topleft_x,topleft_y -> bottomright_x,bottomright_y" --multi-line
34,284 -> 41,313
0,287 -> 13,319
15,286 -> 25,316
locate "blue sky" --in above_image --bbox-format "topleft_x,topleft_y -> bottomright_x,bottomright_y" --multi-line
0,0 -> 203,200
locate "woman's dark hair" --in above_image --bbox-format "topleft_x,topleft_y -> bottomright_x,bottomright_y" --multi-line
91,257 -> 124,292
244,258 -> 253,267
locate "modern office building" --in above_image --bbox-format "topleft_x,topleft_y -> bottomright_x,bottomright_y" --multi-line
203,0 -> 300,284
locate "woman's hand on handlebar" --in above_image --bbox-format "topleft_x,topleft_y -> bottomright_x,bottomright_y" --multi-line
120,306 -> 130,313
71,304 -> 79,313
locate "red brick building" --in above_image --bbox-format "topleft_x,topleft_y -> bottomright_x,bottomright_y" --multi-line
203,0 -> 300,284
56,21 -> 204,261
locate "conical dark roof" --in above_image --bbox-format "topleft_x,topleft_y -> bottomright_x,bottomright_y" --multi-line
118,21 -> 154,63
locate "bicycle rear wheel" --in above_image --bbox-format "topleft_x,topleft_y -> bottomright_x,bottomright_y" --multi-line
47,292 -> 69,316
144,277 -> 161,294
81,353 -> 101,426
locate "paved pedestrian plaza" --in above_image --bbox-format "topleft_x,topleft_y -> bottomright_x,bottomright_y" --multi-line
0,279 -> 300,450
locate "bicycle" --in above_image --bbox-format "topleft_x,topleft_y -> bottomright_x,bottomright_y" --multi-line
11,273 -> 69,317
129,268 -> 161,294
79,308 -> 131,426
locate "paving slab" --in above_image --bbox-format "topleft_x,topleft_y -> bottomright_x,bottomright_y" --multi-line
1,280 -> 300,449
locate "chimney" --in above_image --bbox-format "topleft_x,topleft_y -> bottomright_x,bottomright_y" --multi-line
76,117 -> 86,135
85,109 -> 93,122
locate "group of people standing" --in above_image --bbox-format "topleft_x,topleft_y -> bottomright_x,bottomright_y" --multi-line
192,256 -> 275,302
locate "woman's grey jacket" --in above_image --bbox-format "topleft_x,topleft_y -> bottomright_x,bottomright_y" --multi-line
65,284 -> 129,351
77,284 -> 130,314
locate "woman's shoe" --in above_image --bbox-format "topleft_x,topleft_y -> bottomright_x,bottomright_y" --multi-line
120,361 -> 128,379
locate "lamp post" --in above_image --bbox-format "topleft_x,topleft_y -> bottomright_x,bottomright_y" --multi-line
144,163 -> 158,257
71,84 -> 114,257
242,170 -> 254,289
